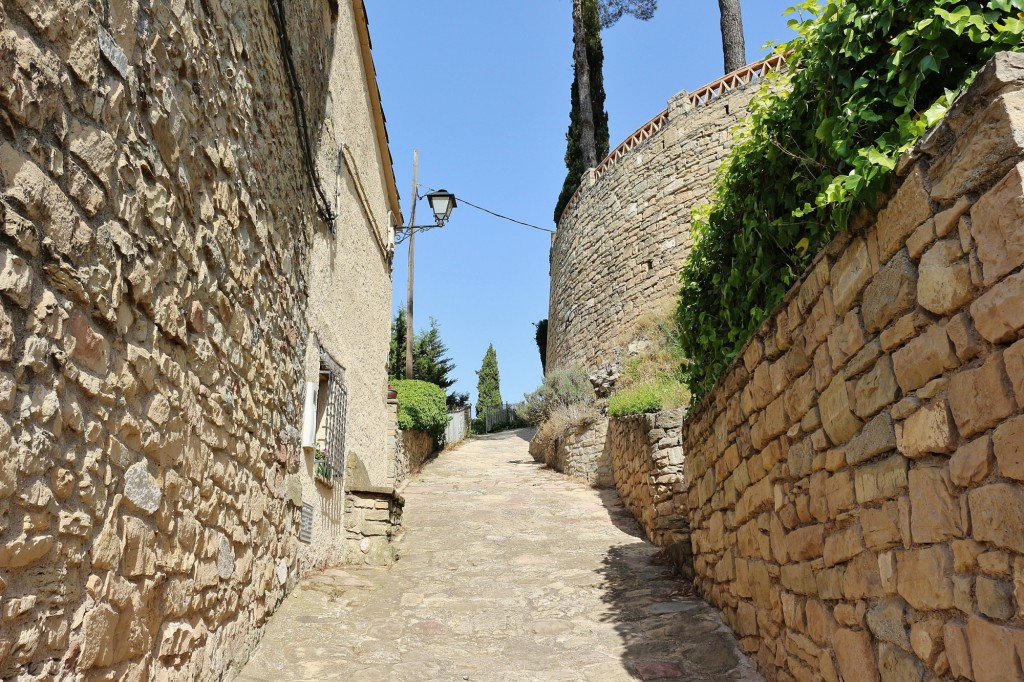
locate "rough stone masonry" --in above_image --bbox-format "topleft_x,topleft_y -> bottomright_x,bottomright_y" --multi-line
0,0 -> 400,679
682,52 -> 1024,682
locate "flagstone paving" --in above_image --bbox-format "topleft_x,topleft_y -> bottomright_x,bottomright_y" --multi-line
237,429 -> 762,682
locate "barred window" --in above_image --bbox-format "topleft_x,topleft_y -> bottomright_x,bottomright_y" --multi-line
314,350 -> 347,484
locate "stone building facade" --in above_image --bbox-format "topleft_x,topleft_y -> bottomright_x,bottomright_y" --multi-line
681,52 -> 1024,682
547,58 -> 783,374
0,0 -> 401,678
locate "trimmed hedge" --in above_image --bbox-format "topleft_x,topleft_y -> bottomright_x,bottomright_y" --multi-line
392,380 -> 449,439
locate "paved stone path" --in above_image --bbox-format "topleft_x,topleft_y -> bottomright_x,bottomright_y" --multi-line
238,430 -> 761,681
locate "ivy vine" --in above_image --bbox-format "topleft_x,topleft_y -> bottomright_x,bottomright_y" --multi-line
676,0 -> 1024,402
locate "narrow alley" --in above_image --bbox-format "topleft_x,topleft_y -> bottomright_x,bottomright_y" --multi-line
237,430 -> 761,682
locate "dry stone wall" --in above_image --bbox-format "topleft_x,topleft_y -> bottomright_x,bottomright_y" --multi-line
529,419 -> 612,488
0,0 -> 395,679
681,52 -> 1024,682
608,410 -> 686,547
547,84 -> 758,373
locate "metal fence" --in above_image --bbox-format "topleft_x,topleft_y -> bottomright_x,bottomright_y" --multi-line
444,406 -> 471,445
482,402 -> 522,433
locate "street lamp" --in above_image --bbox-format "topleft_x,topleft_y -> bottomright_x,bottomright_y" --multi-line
403,154 -> 458,379
425,189 -> 457,226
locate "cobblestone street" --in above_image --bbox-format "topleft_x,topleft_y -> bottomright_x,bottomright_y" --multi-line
237,430 -> 760,681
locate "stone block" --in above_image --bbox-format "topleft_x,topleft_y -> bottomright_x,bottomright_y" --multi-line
855,356 -> 899,419
862,502 -> 902,551
0,143 -> 93,259
862,250 -> 917,333
855,454 -> 908,504
949,353 -> 1016,439
910,617 -> 944,666
833,627 -> 880,682
864,598 -> 913,651
966,616 -> 1024,682
892,325 -> 957,394
876,168 -> 933,263
820,374 -> 862,446
828,309 -> 867,371
950,435 -> 992,488
970,161 -> 1024,286
932,88 -> 1024,202
844,550 -> 884,600
970,270 -> 1024,343
878,643 -> 925,682
787,524 -> 825,562
781,561 -> 818,596
897,546 -> 955,610
846,413 -> 896,465
824,524 -> 864,567
825,470 -> 856,518
832,238 -> 871,314
970,483 -> 1024,554
79,603 -> 118,669
0,249 -> 33,308
943,623 -> 973,680
993,415 -> 1024,481
909,466 -> 963,544
1006,338 -> 1024,409
123,461 -> 161,515
918,239 -> 974,314
977,577 -> 1015,621
947,312 -> 985,363
899,400 -> 957,458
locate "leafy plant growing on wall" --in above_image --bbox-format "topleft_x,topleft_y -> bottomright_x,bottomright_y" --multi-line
677,0 -> 1024,401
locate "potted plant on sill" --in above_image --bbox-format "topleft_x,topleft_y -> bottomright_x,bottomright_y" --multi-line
313,445 -> 333,484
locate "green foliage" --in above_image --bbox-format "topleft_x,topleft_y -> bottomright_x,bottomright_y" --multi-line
388,311 -> 458,400
555,0 -> 610,223
534,319 -> 549,373
413,318 -> 456,392
387,308 -> 407,380
519,365 -> 596,425
475,344 -> 503,416
607,312 -> 690,416
677,0 -> 1024,401
392,380 -> 449,439
608,378 -> 690,417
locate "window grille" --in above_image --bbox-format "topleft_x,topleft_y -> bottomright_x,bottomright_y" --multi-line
316,350 -> 347,483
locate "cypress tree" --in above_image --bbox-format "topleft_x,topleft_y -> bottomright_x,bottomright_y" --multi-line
387,309 -> 407,380
554,0 -> 609,224
475,344 -> 503,417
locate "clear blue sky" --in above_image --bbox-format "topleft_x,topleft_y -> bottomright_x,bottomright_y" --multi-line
367,0 -> 798,410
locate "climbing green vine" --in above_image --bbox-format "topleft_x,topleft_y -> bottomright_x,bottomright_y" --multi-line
676,0 -> 1024,401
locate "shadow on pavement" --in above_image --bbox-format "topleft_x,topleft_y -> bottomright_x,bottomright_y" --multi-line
598,543 -> 754,681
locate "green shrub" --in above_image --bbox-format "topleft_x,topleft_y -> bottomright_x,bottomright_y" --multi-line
677,0 -> 1024,401
519,366 -> 596,425
608,379 -> 690,417
392,380 -> 449,439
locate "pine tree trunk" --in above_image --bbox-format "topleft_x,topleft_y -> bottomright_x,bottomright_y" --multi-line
573,0 -> 598,169
717,0 -> 746,74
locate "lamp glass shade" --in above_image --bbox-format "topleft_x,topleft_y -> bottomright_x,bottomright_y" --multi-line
426,190 -> 456,223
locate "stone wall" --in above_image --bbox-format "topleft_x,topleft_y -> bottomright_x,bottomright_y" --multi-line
608,410 -> 686,547
394,430 -> 435,485
530,419 -> 612,488
547,82 -> 758,373
0,0 -> 399,679
681,52 -> 1024,682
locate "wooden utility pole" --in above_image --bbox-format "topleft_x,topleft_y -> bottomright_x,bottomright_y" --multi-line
405,150 -> 419,379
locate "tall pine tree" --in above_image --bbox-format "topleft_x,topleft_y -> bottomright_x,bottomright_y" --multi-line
555,0 -> 656,224
475,344 -> 502,417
